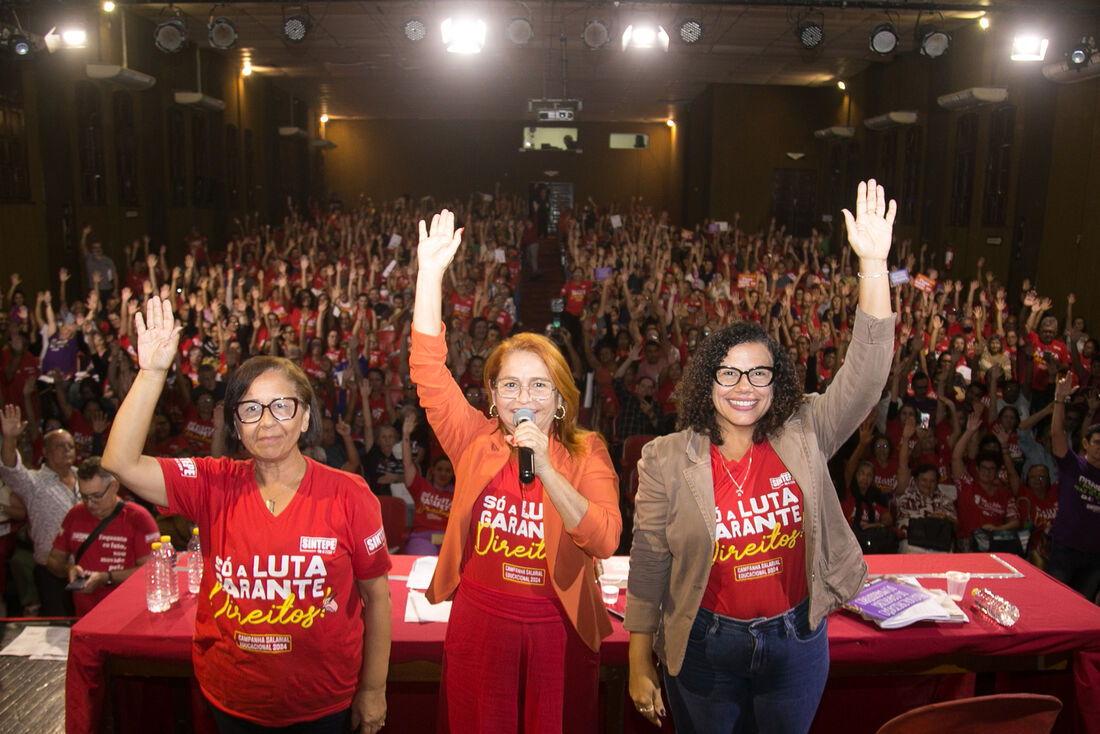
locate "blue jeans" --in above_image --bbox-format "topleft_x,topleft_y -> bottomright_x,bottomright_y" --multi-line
663,599 -> 829,734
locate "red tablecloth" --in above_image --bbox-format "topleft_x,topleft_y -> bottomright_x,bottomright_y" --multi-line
66,554 -> 1100,734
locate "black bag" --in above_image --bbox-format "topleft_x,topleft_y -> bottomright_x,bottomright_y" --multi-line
905,517 -> 955,552
855,525 -> 899,555
972,528 -> 1029,557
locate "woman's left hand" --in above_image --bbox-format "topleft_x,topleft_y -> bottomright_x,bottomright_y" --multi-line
350,686 -> 386,733
508,419 -> 554,478
842,179 -> 896,263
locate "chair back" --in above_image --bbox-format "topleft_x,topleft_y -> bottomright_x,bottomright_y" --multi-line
620,434 -> 656,508
875,693 -> 1062,734
377,496 -> 409,554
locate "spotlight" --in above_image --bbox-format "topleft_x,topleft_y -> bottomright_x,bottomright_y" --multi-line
241,59 -> 252,76
869,23 -> 897,55
154,18 -> 188,53
103,1 -> 116,12
917,25 -> 951,58
666,118 -> 675,128
796,20 -> 824,50
837,80 -> 846,90
622,24 -> 670,52
283,10 -> 311,43
441,17 -> 486,55
582,19 -> 610,50
402,18 -> 427,42
1068,37 -> 1094,70
978,16 -> 990,31
208,17 -> 237,50
320,113 -> 328,123
10,33 -> 30,57
62,27 -> 87,48
505,18 -> 533,46
678,19 -> 703,45
1011,34 -> 1048,61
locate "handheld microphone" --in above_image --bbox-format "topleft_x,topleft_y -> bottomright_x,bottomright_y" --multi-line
513,409 -> 536,484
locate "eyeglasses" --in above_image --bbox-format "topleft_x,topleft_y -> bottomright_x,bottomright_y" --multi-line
235,397 -> 301,423
714,366 -> 775,388
873,443 -> 891,450
80,486 -> 113,502
493,379 -> 556,402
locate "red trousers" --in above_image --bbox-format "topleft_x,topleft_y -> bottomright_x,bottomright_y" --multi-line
439,579 -> 599,734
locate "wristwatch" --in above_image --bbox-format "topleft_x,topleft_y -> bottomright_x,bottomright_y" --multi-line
106,571 -> 115,586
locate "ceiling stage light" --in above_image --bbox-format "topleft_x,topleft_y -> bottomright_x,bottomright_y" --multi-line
11,33 -> 31,57
869,23 -> 897,55
1068,37 -> 1094,70
796,20 -> 824,50
441,17 -> 486,55
1011,34 -> 1049,61
208,17 -> 237,50
917,25 -> 951,58
678,19 -> 703,45
403,18 -> 427,42
582,19 -> 610,50
154,18 -> 188,53
505,18 -> 533,46
283,11 -> 311,43
622,24 -> 669,52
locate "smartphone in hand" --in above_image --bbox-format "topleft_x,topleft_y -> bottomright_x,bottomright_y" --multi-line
65,576 -> 88,591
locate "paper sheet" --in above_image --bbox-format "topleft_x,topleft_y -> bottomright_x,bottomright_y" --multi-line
0,625 -> 70,660
404,590 -> 452,623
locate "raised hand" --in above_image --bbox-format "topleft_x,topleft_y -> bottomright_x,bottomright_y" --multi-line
134,297 -> 181,372
841,179 -> 896,263
416,210 -> 464,276
1,404 -> 26,438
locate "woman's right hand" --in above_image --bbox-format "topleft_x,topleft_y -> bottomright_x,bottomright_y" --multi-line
416,210 -> 463,277
135,296 -> 181,373
629,657 -> 666,727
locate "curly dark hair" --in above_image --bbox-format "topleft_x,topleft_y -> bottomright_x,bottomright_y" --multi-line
676,321 -> 803,446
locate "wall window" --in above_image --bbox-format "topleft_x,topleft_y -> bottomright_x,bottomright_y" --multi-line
192,111 -> 209,207
226,124 -> 239,207
0,59 -> 30,201
75,82 -> 106,205
982,106 -> 1015,227
949,113 -> 977,226
113,92 -> 139,206
900,126 -> 922,225
243,128 -> 255,211
168,108 -> 186,206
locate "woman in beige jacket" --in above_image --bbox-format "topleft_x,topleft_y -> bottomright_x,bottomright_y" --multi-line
625,180 -> 897,734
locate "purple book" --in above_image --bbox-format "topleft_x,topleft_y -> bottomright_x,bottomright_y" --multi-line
846,579 -> 933,622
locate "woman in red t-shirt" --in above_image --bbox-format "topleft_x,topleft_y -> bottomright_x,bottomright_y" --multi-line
102,298 -> 392,734
400,414 -> 454,556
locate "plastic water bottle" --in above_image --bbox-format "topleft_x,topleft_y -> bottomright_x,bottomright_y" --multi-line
186,527 -> 203,594
971,587 -> 1019,627
159,535 -> 180,603
145,542 -> 171,613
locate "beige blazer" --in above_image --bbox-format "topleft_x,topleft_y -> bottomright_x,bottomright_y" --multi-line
624,308 -> 896,676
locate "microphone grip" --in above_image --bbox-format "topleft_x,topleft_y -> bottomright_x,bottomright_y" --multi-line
518,447 -> 535,484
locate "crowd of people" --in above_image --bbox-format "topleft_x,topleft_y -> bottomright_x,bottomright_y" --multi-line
1,179 -> 1099,731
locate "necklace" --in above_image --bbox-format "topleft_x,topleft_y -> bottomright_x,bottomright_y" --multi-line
719,445 -> 754,496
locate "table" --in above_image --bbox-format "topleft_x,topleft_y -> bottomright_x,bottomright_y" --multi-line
67,554 -> 1100,734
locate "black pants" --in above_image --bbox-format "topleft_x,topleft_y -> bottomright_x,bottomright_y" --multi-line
33,564 -> 73,616
209,702 -> 351,734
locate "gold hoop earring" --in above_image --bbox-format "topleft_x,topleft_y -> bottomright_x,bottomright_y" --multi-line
554,404 -> 566,421
488,403 -> 498,417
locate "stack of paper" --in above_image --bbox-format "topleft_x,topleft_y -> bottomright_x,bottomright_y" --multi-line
404,556 -> 452,623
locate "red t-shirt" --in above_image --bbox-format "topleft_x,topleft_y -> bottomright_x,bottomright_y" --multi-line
449,292 -> 475,329
702,442 -> 807,618
1017,485 -> 1058,533
955,471 -> 1020,538
53,501 -> 159,616
180,406 -> 215,456
560,280 -> 593,316
462,460 -> 552,597
408,474 -> 453,535
160,456 -> 391,726
0,347 -> 38,407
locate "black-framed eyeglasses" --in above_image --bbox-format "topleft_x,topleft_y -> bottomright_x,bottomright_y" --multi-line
235,397 -> 301,424
714,366 -> 775,388
80,485 -> 114,502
